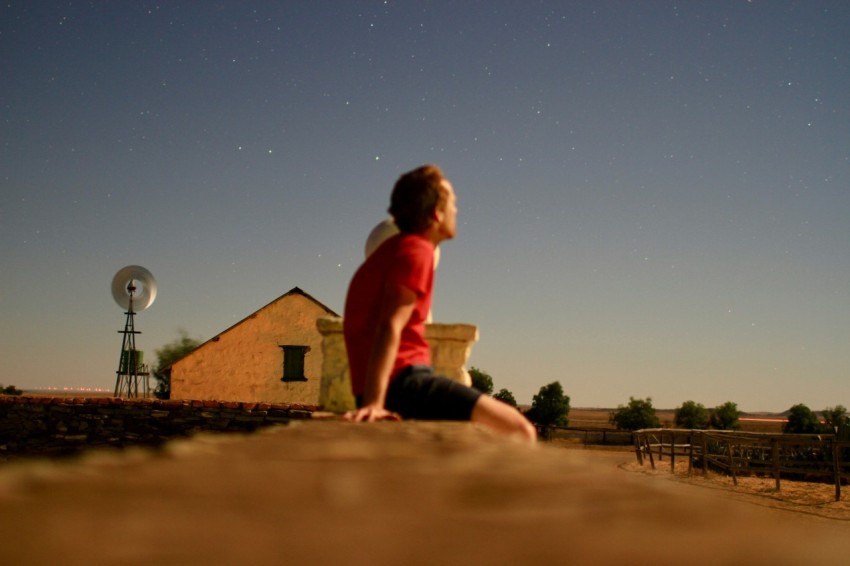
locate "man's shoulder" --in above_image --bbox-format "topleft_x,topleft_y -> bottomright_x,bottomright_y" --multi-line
359,233 -> 434,285
393,233 -> 434,253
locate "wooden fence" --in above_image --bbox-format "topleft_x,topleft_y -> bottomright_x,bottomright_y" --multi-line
536,425 -> 633,445
633,428 -> 850,501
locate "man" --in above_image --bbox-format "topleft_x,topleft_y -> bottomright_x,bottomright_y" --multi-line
343,165 -> 536,442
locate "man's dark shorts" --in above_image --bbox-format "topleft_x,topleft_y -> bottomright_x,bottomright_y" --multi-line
359,365 -> 482,420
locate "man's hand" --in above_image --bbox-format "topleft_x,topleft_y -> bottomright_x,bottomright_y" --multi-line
344,404 -> 401,422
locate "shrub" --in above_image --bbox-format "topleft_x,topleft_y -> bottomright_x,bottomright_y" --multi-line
821,405 -> 848,432
526,381 -> 570,427
469,367 -> 493,395
493,388 -> 517,407
784,403 -> 821,434
1,384 -> 23,396
674,400 -> 709,429
610,397 -> 660,431
153,330 -> 202,400
709,401 -> 741,430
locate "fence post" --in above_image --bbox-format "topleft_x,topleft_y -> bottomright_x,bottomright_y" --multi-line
728,439 -> 737,486
646,434 -> 656,470
834,437 -> 841,502
670,431 -> 676,474
688,431 -> 694,475
656,431 -> 663,462
771,437 -> 780,491
633,432 -> 643,466
701,432 -> 708,476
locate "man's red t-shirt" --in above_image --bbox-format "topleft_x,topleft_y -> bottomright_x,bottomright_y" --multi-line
343,233 -> 435,397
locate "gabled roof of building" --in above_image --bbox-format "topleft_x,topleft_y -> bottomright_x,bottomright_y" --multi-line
165,287 -> 339,370
259,286 -> 339,319
203,286 -> 339,344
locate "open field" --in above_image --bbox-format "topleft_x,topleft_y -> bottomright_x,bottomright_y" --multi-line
21,389 -> 115,398
15,396 -> 790,432
568,407 -> 787,434
18,394 -> 789,430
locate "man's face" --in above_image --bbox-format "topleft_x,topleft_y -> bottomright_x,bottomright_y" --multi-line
436,179 -> 458,240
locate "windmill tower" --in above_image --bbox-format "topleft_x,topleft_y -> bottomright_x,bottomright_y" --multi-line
112,265 -> 157,398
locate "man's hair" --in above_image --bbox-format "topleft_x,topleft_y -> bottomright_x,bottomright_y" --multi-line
388,164 -> 445,233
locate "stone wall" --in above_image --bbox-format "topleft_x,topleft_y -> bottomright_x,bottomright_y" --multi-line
318,316 -> 479,412
0,395 -> 315,461
171,289 -> 335,405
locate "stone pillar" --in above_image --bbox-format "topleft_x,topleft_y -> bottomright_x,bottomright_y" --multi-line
316,317 -> 356,413
317,317 -> 479,413
424,323 -> 478,387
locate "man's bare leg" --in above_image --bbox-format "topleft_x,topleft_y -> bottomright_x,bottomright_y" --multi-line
471,395 -> 537,443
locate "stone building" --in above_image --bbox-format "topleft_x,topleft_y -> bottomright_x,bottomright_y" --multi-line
170,287 -> 338,405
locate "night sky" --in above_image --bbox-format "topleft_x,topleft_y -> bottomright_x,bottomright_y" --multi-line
2,1 -> 848,411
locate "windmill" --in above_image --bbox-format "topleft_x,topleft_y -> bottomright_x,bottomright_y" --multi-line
111,265 -> 157,398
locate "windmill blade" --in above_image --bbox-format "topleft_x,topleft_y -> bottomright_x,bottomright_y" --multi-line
111,265 -> 157,311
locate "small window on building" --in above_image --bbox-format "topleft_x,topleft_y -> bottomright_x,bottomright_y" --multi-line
280,345 -> 310,382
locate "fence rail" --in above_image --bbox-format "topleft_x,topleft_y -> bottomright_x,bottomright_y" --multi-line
633,428 -> 850,501
536,425 -> 633,445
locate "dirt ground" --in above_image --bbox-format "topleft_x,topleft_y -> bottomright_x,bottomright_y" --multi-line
618,453 -> 850,521
562,409 -> 850,520
1,420 -> 849,565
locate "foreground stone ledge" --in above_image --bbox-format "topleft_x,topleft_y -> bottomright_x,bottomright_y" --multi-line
0,420 -> 847,565
0,395 -> 315,461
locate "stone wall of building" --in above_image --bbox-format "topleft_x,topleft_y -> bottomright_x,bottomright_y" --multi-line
171,291 -> 331,405
0,396 -> 314,461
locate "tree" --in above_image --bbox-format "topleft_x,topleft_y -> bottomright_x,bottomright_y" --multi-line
821,405 -> 848,431
493,388 -> 517,407
783,403 -> 821,434
469,367 -> 493,395
610,397 -> 660,431
526,381 -> 570,427
674,400 -> 709,429
153,330 -> 202,399
1,384 -> 23,396
709,401 -> 741,430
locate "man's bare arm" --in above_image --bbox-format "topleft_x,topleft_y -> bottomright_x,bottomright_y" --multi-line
344,283 -> 416,422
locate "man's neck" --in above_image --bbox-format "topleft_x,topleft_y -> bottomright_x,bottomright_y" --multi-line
419,225 -> 444,246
